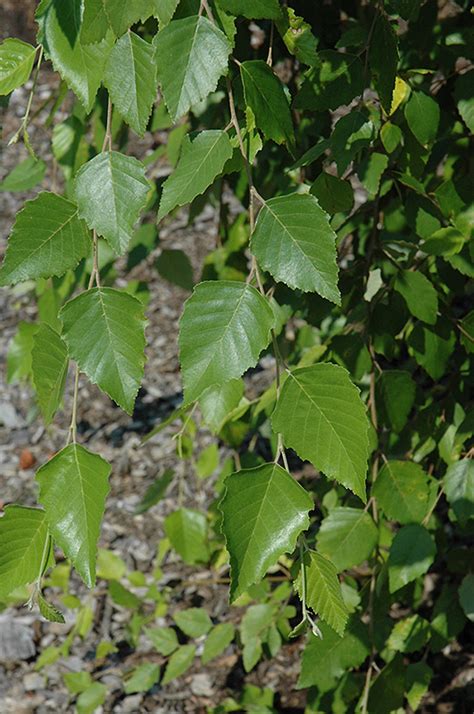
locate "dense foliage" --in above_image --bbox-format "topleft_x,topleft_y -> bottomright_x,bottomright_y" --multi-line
1,0 -> 473,711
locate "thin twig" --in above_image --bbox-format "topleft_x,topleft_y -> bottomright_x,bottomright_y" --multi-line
68,366 -> 80,444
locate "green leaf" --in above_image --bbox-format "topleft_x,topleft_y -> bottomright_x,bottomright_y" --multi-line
174,608 -> 212,638
388,524 -> 436,593
124,663 -> 160,694
63,671 -> 92,694
406,662 -> 433,711
76,683 -> 107,714
147,627 -> 179,656
179,280 -> 275,404
387,615 -> 430,653
158,130 -> 233,220
199,379 -> 244,433
276,7 -> 318,66
422,227 -> 465,256
0,192 -> 90,286
373,460 -> 430,524
220,463 -> 312,601
331,110 -> 374,175
202,623 -> 235,664
240,60 -> 294,145
134,469 -> 174,514
162,644 -> 196,685
80,0 -> 111,44
0,38 -> 37,95
108,580 -> 140,609
218,0 -> 281,19
405,91 -> 440,146
31,324 -> 68,425
155,15 -> 231,122
295,51 -> 364,111
6,322 -> 37,384
454,70 -> 474,133
164,508 -> 209,564
296,551 -> 348,636
153,0 -> 180,27
37,0 -> 114,112
0,506 -> 50,598
358,151 -> 389,196
60,287 -> 146,414
459,574 -> 474,622
75,151 -> 149,256
104,31 -> 157,136
156,249 -> 194,290
272,364 -> 369,501
0,157 -> 46,192
444,459 -> 474,527
38,593 -> 65,624
103,0 -> 153,36
317,507 -> 378,572
310,173 -> 353,214
378,370 -> 415,433
297,619 -> 369,691
408,319 -> 455,380
368,14 -> 398,112
367,655 -> 405,714
251,193 -> 340,303
394,270 -> 438,325
36,443 -> 111,588
380,121 -> 402,154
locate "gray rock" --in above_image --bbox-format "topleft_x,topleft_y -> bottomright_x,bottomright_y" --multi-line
190,673 -> 214,698
0,617 -> 35,662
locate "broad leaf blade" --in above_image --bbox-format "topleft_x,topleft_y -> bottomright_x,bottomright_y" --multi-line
179,281 -> 275,404
296,551 -> 348,636
31,324 -> 69,425
317,507 -> 378,572
164,508 -> 209,564
240,60 -> 294,145
0,39 -> 37,95
220,463 -> 313,601
251,193 -> 340,304
155,15 -> 231,122
394,270 -> 438,325
373,460 -> 430,524
218,0 -> 281,19
368,14 -> 398,112
388,524 -> 436,593
36,0 -> 114,112
60,287 -> 146,414
158,130 -> 233,221
0,506 -> 49,598
36,444 -> 111,588
74,151 -> 149,256
444,459 -> 474,527
272,364 -> 369,501
0,192 -> 90,286
104,31 -> 157,136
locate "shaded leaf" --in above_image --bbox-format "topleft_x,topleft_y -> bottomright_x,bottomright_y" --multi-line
405,91 -> 440,146
218,0 -> 281,19
0,157 -> 46,192
317,507 -> 378,572
444,459 -> 474,527
373,460 -> 430,524
202,623 -> 235,664
240,60 -> 294,145
31,324 -> 68,425
162,644 -> 196,685
164,508 -> 208,564
310,173 -> 353,214
134,469 -> 174,515
378,369 -> 415,432
388,524 -> 436,593
394,270 -> 438,325
295,51 -> 363,111
368,14 -> 398,112
124,663 -> 160,694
